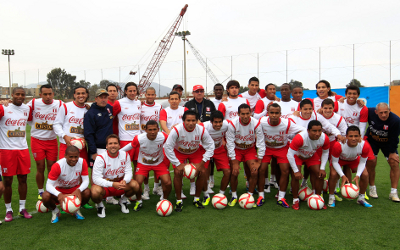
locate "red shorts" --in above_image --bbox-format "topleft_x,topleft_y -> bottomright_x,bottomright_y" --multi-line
294,154 -> 321,168
262,145 -> 289,164
172,147 -> 207,168
363,140 -> 376,161
1,149 -> 31,176
120,141 -> 139,161
205,147 -> 230,170
337,157 -> 360,173
162,151 -> 170,169
59,143 -> 88,161
103,186 -> 125,198
328,140 -> 336,157
31,137 -> 58,162
55,185 -> 79,194
136,162 -> 170,179
234,147 -> 258,162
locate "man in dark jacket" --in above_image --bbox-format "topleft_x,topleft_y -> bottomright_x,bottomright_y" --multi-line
184,85 -> 216,122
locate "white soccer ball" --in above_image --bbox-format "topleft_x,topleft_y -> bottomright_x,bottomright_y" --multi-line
322,179 -> 329,192
70,137 -> 85,151
307,194 -> 325,210
298,187 -> 313,201
183,163 -> 196,179
211,194 -> 228,210
341,183 -> 359,199
62,195 -> 81,214
238,193 -> 255,209
36,200 -> 49,213
156,200 -> 173,217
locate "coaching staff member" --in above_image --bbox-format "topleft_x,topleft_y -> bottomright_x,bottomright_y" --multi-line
185,85 -> 216,122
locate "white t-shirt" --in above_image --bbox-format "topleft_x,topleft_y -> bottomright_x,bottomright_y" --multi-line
113,97 -> 142,141
0,103 -> 31,150
254,98 -> 275,119
47,158 -> 88,189
322,113 -> 347,142
217,97 -> 249,121
276,100 -> 299,119
290,131 -> 330,159
259,117 -> 305,149
159,106 -> 185,131
202,120 -> 229,150
130,132 -> 168,165
211,98 -> 222,110
140,101 -> 162,131
239,91 -> 261,112
53,101 -> 87,144
337,100 -> 368,136
313,95 -> 341,111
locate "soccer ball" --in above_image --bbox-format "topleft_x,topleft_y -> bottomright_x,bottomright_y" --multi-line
211,194 -> 227,209
322,179 -> 329,192
298,187 -> 313,201
238,193 -> 255,209
70,137 -> 85,151
156,200 -> 173,217
183,163 -> 196,179
62,195 -> 81,214
341,183 -> 359,199
36,200 -> 49,213
307,194 -> 325,210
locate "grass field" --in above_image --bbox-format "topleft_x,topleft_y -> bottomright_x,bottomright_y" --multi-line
1,125 -> 400,249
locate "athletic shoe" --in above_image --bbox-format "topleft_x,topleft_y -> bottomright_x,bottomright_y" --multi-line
277,198 -> 290,208
153,186 -> 163,196
334,193 -> 343,202
193,199 -> 205,209
323,205 -> 327,210
328,198 -> 336,208
4,211 -> 13,222
272,182 -> 279,189
119,199 -> 129,214
190,185 -> 196,196
369,186 -> 378,198
264,184 -> 271,193
209,180 -> 215,188
96,204 -> 106,218
335,187 -> 340,194
202,196 -> 210,206
51,210 -> 60,223
18,209 -> 32,219
357,198 -> 373,207
74,210 -> 85,220
365,192 -> 370,200
207,185 -> 215,194
60,208 -> 67,214
228,197 -> 237,207
292,200 -> 300,210
389,192 -> 400,202
106,197 -> 119,205
181,191 -> 187,199
175,201 -> 183,212
0,220 -> 2,225
301,180 -> 308,188
38,192 -> 43,200
256,197 -> 265,207
142,187 -> 150,200
133,201 -> 143,212
82,203 -> 93,210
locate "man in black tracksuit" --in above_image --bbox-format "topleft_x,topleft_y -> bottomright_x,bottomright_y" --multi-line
184,85 -> 216,122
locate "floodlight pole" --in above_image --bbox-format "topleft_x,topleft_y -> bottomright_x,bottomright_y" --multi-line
2,49 -> 15,98
175,31 -> 190,97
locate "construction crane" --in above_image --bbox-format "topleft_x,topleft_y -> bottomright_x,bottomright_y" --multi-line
138,4 -> 188,95
185,38 -> 220,85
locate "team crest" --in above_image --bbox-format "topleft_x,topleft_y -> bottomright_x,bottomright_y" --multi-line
384,125 -> 389,130
195,135 -> 200,140
206,107 -> 210,111
291,107 -> 295,112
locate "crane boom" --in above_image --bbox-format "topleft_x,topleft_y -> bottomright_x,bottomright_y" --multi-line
138,4 -> 188,95
185,38 -> 220,84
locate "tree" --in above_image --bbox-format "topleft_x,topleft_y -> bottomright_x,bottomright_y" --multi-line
99,79 -> 117,89
347,79 -> 364,88
288,79 -> 309,90
88,84 -> 100,101
47,68 -> 77,100
239,86 -> 249,93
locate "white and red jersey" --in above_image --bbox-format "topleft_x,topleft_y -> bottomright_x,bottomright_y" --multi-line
131,132 -> 168,165
164,123 -> 215,167
113,97 -> 141,141
276,100 -> 299,119
336,100 -> 368,136
211,98 -> 222,110
92,150 -> 132,188
321,113 -> 347,142
254,98 -> 275,119
27,98 -> 63,140
331,140 -> 369,162
218,97 -> 250,121
259,117 -> 305,149
239,91 -> 261,112
289,131 -> 330,159
201,120 -> 229,150
288,111 -> 341,137
48,158 -> 88,189
159,106 -> 185,131
226,117 -> 265,160
313,95 -> 341,111
53,101 -> 87,144
0,104 -> 31,150
140,101 -> 162,131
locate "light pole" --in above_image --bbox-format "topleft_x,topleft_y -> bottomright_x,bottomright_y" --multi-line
2,49 -> 15,98
175,31 -> 190,97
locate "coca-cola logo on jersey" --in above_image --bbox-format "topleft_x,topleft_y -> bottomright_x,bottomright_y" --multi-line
229,111 -> 238,118
68,116 -> 84,125
177,139 -> 199,148
58,177 -> 79,188
5,118 -> 27,126
105,166 -> 125,176
344,117 -> 355,124
234,133 -> 255,142
264,134 -> 285,142
35,112 -> 57,121
141,114 -> 158,122
122,114 -> 140,121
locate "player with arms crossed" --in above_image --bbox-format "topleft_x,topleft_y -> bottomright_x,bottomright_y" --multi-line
164,110 -> 215,212
329,126 -> 372,208
91,134 -> 139,217
226,104 -> 265,206
287,120 -> 330,210
42,146 -> 91,223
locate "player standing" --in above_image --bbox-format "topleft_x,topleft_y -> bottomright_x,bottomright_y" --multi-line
218,80 -> 250,121
276,83 -> 299,119
313,80 -> 342,111
292,86 -> 304,103
161,84 -> 186,108
254,83 -> 278,119
160,91 -> 185,135
238,77 -> 262,113
106,83 -> 120,135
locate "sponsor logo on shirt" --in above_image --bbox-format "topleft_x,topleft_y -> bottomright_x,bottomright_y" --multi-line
35,112 -> 57,121
35,121 -> 53,130
69,116 -> 84,125
7,128 -> 26,137
125,122 -> 140,131
5,118 -> 27,126
70,125 -> 84,134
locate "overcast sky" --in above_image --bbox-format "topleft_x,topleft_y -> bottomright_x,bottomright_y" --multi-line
1,0 -> 399,92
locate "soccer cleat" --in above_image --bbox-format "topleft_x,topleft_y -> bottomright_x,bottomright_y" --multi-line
38,192 -> 43,200
335,187 -> 340,194
0,220 -> 2,225
209,180 -> 214,188
106,197 -> 119,205
190,185 -> 196,196
264,184 -> 271,193
60,208 -> 67,214
181,191 -> 187,199
256,197 -> 265,207
228,197 -> 237,207
328,198 -> 336,208
51,211 -> 60,223
272,182 -> 279,189
369,186 -> 378,199
277,198 -> 290,208
334,194 -> 343,202
357,199 -> 373,208
153,186 -> 163,196
193,199 -> 205,209
207,185 -> 215,194
74,209 -> 85,220
18,209 -> 32,219
322,205 -> 327,210
389,192 -> 400,202
292,200 -> 300,210
133,201 -> 143,212
4,211 -> 13,222
142,187 -> 150,200
96,204 -> 106,218
119,199 -> 129,214
82,203 -> 93,210
175,201 -> 183,212
202,196 -> 210,206
365,192 -> 369,200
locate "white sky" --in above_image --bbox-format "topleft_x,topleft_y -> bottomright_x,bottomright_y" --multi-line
1,0 -> 399,92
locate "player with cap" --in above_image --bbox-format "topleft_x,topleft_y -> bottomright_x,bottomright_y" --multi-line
161,84 -> 186,108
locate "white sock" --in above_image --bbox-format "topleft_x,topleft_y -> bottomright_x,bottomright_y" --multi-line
19,200 -> 26,212
335,180 -> 340,189
190,182 -> 196,188
265,178 -> 270,185
293,198 -> 299,204
329,194 -> 335,200
248,192 -> 253,196
278,191 -> 286,200
177,199 -> 182,203
144,184 -> 149,189
53,207 -> 60,214
137,199 -> 143,204
120,195 -> 127,203
391,188 -> 397,193
219,190 -> 225,194
312,189 -> 316,194
194,196 -> 200,202
301,178 -> 307,186
358,194 -> 365,200
370,185 -> 376,189
259,192 -> 264,198
210,175 -> 214,182
232,191 -> 237,198
203,191 -> 208,198
97,201 -> 104,208
154,182 -> 159,188
270,175 -> 276,182
38,188 -> 44,194
5,203 -> 12,212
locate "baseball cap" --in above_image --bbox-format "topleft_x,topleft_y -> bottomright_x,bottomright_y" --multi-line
95,89 -> 109,97
193,85 -> 204,91
172,84 -> 184,90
